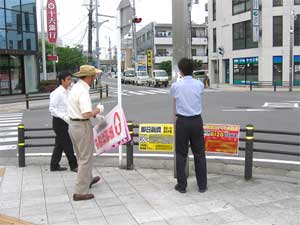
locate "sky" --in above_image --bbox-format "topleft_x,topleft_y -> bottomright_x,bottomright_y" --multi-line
36,0 -> 207,59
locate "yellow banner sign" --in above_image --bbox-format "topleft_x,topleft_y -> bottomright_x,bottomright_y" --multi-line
147,50 -> 152,67
139,124 -> 174,152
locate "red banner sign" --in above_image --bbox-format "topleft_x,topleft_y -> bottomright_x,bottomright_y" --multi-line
46,0 -> 57,44
47,55 -> 58,61
204,124 -> 240,155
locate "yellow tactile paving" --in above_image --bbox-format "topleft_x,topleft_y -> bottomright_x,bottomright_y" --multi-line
0,214 -> 35,225
0,168 -> 5,177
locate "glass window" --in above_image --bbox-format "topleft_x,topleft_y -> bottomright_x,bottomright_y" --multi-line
7,30 -> 22,50
295,15 -> 300,46
10,55 -> 23,94
0,9 -> 5,29
213,28 -> 216,52
294,56 -> 300,85
6,0 -> 21,11
0,0 -> 4,8
0,55 -> 10,95
0,29 -> 6,49
273,56 -> 283,83
233,57 -> 258,84
21,0 -> 35,13
295,0 -> 300,5
6,10 -> 21,31
192,48 -> 197,56
273,0 -> 283,6
233,0 -> 251,15
273,16 -> 283,46
23,32 -> 36,50
22,12 -> 35,32
233,20 -> 258,50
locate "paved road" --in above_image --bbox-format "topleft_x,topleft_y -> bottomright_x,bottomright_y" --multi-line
0,77 -> 299,161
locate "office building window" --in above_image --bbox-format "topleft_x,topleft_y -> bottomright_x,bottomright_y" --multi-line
213,0 -> 216,21
0,0 -> 4,8
295,0 -> 300,5
295,15 -> 300,46
233,57 -> 258,84
232,0 -> 251,15
0,29 -> 6,49
294,56 -> 300,85
273,0 -> 283,6
6,0 -> 21,11
273,56 -> 283,83
156,49 -> 168,56
192,49 -> 197,56
213,28 -> 216,52
0,9 -> 5,29
273,16 -> 283,46
233,20 -> 258,50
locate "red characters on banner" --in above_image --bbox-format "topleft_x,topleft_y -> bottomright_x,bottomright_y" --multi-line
46,0 -> 57,44
114,112 -> 122,136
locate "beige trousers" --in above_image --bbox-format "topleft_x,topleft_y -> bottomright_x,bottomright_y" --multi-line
68,120 -> 94,194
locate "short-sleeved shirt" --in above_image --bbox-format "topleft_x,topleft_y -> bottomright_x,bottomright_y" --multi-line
49,85 -> 68,120
67,79 -> 92,119
170,75 -> 204,116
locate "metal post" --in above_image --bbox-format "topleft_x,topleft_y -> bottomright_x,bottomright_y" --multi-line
106,84 -> 108,98
126,121 -> 134,170
289,9 -> 295,92
25,93 -> 29,109
250,81 -> 252,92
244,124 -> 254,180
132,0 -> 137,73
18,124 -> 25,167
52,45 -> 56,74
99,85 -> 103,99
40,0 -> 47,80
95,0 -> 100,68
274,81 -> 277,92
87,0 -> 93,63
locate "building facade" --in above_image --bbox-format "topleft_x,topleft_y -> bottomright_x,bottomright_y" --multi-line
136,22 -> 208,69
208,0 -> 300,85
0,0 -> 38,95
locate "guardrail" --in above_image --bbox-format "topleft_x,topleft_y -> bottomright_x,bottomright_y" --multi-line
17,123 -> 300,180
0,85 -> 109,109
248,81 -> 298,92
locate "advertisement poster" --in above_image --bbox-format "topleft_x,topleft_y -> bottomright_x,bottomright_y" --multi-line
93,105 -> 131,155
138,124 -> 174,152
204,124 -> 240,155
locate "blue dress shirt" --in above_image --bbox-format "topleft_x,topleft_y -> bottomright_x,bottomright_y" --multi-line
170,75 -> 204,116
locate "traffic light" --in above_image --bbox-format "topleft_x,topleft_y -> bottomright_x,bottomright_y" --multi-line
132,17 -> 142,23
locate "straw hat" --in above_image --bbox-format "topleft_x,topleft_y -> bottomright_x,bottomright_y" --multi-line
73,65 -> 101,77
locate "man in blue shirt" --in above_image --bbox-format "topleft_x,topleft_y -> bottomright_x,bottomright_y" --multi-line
170,58 -> 207,193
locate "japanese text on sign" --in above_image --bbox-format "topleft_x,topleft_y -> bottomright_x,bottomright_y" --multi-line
204,124 -> 240,155
47,0 -> 57,44
139,124 -> 174,152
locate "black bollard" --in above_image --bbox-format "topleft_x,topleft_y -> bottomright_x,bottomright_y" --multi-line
244,124 -> 254,180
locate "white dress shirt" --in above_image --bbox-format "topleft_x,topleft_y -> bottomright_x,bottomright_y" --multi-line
67,79 -> 92,119
49,85 -> 70,123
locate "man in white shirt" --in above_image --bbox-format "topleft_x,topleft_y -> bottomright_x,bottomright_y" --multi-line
49,72 -> 78,172
68,65 -> 104,201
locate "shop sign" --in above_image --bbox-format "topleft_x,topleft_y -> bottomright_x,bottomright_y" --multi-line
47,0 -> 57,44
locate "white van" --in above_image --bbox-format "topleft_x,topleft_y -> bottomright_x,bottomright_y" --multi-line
150,70 -> 169,87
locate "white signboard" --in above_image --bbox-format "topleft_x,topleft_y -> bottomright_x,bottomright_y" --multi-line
93,105 -> 131,155
253,26 -> 260,42
252,0 -> 259,10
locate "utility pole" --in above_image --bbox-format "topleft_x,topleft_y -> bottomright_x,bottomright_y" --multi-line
289,9 -> 295,92
132,0 -> 137,72
109,37 -> 112,73
40,0 -> 47,80
88,0 -> 94,63
95,0 -> 100,68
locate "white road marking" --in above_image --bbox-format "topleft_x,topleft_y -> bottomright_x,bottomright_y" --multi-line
0,123 -> 20,127
138,91 -> 157,95
0,114 -> 23,118
263,102 -> 299,108
0,145 -> 17,151
0,127 -> 18,131
126,91 -> 145,95
0,119 -> 22,123
222,109 -> 273,112
0,137 -> 18,143
0,131 -> 18,137
147,89 -> 169,94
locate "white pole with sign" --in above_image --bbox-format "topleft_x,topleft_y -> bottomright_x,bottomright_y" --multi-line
40,0 -> 47,80
252,0 -> 260,42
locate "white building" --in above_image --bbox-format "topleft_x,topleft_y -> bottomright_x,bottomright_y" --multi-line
136,22 -> 208,68
207,0 -> 300,85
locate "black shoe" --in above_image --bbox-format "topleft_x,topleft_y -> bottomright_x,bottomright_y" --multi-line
199,187 -> 207,193
50,166 -> 67,171
70,167 -> 78,173
174,184 -> 186,193
89,176 -> 101,188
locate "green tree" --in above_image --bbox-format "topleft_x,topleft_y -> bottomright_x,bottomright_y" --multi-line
159,60 -> 172,76
38,40 -> 53,72
193,59 -> 202,70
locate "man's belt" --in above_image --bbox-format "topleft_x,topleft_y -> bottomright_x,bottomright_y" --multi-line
176,114 -> 201,119
70,118 -> 89,121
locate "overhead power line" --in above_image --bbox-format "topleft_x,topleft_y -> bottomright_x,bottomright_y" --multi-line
60,15 -> 88,37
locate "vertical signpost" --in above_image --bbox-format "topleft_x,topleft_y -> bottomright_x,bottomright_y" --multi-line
252,0 -> 260,43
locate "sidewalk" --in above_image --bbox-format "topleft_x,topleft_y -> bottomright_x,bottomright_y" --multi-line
0,165 -> 299,225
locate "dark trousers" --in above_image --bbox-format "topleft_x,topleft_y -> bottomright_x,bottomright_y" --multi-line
51,117 -> 78,170
175,115 -> 207,189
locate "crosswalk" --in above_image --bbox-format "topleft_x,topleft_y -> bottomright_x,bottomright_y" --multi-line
0,112 -> 23,151
109,87 -> 170,97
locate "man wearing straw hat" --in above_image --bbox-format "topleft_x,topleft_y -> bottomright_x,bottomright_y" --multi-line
68,65 -> 104,201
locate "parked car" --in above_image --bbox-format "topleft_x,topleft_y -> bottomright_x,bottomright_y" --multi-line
121,69 -> 136,84
150,70 -> 169,87
133,71 -> 150,85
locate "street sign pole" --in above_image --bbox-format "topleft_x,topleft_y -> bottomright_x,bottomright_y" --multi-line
289,9 -> 295,92
40,0 -> 47,80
